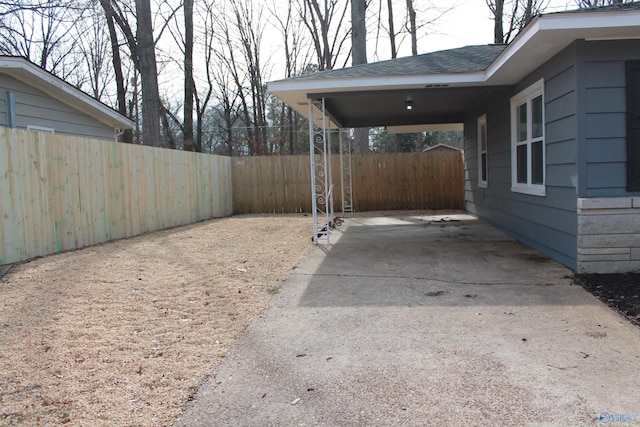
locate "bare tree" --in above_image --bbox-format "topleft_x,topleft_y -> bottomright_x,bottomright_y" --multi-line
0,1 -> 90,80
231,0 -> 269,155
133,0 -> 162,146
352,0 -> 369,153
351,0 -> 367,65
405,0 -> 417,55
183,0 -> 195,151
298,0 -> 351,71
386,0 -> 397,58
487,0 -> 546,44
76,5 -> 112,101
98,0 -> 131,142
208,0 -> 268,155
268,0 -> 312,155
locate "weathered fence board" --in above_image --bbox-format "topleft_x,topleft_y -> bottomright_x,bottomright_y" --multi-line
232,150 -> 464,214
0,129 -> 232,265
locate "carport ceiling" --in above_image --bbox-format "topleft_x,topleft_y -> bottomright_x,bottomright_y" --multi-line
309,86 -> 506,128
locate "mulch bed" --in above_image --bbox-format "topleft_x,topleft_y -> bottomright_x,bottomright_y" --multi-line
575,273 -> 640,327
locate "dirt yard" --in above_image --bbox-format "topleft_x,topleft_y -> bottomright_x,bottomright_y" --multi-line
0,214 -> 313,426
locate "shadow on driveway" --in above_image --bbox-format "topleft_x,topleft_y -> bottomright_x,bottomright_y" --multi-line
299,213 -> 578,308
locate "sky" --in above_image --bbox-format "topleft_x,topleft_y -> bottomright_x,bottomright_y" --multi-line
262,0 -> 578,79
409,0 -> 575,54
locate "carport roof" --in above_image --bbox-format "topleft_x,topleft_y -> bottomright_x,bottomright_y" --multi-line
268,3 -> 640,130
287,44 -> 507,81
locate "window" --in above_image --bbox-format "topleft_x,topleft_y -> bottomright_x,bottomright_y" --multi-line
511,79 -> 545,196
478,114 -> 488,188
27,125 -> 55,133
628,60 -> 640,192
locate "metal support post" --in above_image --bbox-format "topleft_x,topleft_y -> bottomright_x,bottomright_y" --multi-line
308,99 -> 331,244
339,129 -> 353,214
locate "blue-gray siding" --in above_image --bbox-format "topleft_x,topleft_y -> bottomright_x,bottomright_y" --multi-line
579,40 -> 640,197
0,74 -> 115,140
465,39 -> 640,270
465,42 -> 580,269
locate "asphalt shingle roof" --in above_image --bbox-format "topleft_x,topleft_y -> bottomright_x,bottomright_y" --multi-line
556,1 -> 640,13
287,44 -> 507,81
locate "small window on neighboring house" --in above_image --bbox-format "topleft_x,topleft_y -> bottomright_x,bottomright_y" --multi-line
27,125 -> 55,133
478,114 -> 488,188
510,79 -> 545,196
628,60 -> 640,192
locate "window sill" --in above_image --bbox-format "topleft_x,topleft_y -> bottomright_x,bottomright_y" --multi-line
478,181 -> 488,189
511,185 -> 546,197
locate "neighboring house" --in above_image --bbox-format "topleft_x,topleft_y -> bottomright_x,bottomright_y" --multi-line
268,3 -> 640,274
0,56 -> 133,140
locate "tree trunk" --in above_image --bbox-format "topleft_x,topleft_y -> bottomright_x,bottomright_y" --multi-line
406,0 -> 417,55
351,0 -> 366,65
183,0 -> 195,151
352,0 -> 369,153
492,0 -> 505,43
387,0 -> 397,58
135,0 -> 162,146
99,0 -> 131,143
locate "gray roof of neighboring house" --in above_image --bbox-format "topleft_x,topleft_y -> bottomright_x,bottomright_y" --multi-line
287,44 -> 507,82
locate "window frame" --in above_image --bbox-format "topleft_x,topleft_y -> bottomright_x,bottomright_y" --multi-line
627,60 -> 640,192
477,114 -> 488,188
27,125 -> 55,134
510,79 -> 546,197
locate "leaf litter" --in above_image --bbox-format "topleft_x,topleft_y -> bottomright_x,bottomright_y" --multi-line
0,214 -> 312,426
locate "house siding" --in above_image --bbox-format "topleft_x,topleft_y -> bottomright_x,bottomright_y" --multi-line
465,43 -> 579,270
579,40 -> 640,197
0,75 -> 115,140
574,40 -> 640,273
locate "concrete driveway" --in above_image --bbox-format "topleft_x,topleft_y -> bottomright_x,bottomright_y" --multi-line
175,212 -> 640,426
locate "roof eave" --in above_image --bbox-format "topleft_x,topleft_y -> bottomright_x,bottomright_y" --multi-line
486,9 -> 640,84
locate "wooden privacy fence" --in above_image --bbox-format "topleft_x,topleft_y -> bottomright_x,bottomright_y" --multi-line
0,128 -> 232,264
232,150 -> 464,213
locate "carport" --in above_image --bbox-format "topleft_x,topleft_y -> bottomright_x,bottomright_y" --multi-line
269,7 -> 640,273
268,44 -> 520,243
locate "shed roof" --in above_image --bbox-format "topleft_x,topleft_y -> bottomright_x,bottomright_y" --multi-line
0,56 -> 133,130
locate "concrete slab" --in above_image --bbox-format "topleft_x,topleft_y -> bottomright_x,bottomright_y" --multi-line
175,213 -> 640,426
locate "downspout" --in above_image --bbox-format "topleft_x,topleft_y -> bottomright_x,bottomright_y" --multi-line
114,128 -> 125,143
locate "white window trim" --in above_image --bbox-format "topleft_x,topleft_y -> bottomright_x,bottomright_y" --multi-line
477,114 -> 488,188
510,78 -> 546,197
27,125 -> 55,133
